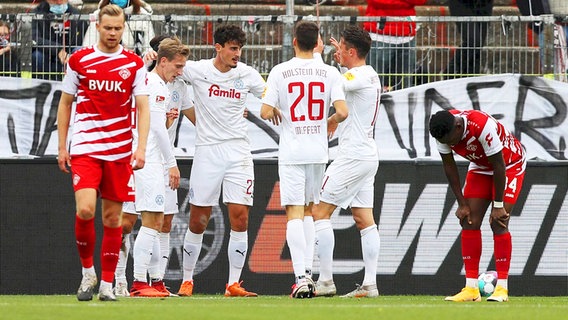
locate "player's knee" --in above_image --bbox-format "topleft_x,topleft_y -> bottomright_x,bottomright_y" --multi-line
76,205 -> 95,220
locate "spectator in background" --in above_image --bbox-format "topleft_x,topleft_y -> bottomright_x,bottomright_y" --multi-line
82,0 -> 155,55
363,0 -> 426,91
0,20 -> 19,76
32,0 -> 87,80
443,0 -> 494,79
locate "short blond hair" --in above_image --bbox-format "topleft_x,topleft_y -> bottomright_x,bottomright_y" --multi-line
157,37 -> 190,63
98,4 -> 125,23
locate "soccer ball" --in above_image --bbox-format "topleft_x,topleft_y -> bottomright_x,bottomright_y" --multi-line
478,271 -> 498,297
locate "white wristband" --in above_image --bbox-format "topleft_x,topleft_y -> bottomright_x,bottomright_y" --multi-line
493,201 -> 504,209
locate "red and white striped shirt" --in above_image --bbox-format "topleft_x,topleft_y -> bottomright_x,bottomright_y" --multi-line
61,45 -> 148,162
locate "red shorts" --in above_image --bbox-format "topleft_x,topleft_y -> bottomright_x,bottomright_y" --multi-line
463,170 -> 525,204
70,156 -> 135,202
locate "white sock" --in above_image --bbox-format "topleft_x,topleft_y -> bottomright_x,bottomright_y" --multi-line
361,224 -> 380,286
82,266 -> 96,277
314,219 -> 334,282
286,219 -> 306,278
99,280 -> 112,292
115,233 -> 131,283
182,229 -> 203,282
147,232 -> 162,281
159,232 -> 171,279
496,279 -> 508,290
466,278 -> 478,288
132,226 -> 159,282
227,230 -> 248,285
303,216 -> 315,276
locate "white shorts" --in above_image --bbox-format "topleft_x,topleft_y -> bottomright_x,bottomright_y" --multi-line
164,167 -> 178,215
320,157 -> 378,209
132,162 -> 166,212
189,140 -> 254,207
279,163 -> 325,206
122,201 -> 139,215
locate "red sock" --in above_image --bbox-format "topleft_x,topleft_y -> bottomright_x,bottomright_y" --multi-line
100,225 -> 122,283
493,232 -> 512,279
75,215 -> 95,268
461,229 -> 482,279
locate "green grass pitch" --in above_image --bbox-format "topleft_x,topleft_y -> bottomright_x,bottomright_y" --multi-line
1,295 -> 566,320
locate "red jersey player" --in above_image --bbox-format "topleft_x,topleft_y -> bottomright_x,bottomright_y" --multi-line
56,4 -> 150,302
429,109 -> 526,303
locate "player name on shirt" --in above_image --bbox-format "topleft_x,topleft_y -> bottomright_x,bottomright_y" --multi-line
295,124 -> 321,135
282,67 -> 328,79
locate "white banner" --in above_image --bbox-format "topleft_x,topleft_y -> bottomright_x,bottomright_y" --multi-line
1,74 -> 568,161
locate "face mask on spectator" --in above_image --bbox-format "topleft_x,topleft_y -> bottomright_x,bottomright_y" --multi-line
49,3 -> 68,15
110,0 -> 129,8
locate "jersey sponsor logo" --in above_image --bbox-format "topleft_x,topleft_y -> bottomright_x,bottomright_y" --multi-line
88,79 -> 126,93
119,68 -> 131,80
86,69 -> 96,74
208,84 -> 241,99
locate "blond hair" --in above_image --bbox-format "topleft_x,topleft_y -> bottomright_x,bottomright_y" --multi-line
157,37 -> 190,63
98,4 -> 125,23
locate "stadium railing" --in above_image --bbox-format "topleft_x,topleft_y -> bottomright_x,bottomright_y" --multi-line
1,13 -> 567,89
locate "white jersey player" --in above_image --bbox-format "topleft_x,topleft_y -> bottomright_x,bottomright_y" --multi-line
120,38 -> 188,298
177,25 -> 264,298
312,26 -> 382,298
260,21 -> 348,299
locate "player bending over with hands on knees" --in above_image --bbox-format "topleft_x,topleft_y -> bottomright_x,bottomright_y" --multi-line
429,109 -> 526,303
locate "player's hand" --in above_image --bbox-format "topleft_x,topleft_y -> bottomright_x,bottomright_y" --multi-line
268,108 -> 282,126
143,49 -> 157,66
57,149 -> 71,173
131,149 -> 146,170
327,115 -> 338,139
455,204 -> 472,225
314,35 -> 324,54
57,49 -> 69,65
330,37 -> 340,64
166,108 -> 179,120
243,108 -> 249,118
489,207 -> 509,228
168,166 -> 180,190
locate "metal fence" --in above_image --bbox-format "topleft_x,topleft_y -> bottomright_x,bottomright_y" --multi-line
1,13 -> 567,90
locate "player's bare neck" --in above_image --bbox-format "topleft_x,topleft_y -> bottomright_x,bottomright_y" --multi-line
213,58 -> 232,73
96,43 -> 121,54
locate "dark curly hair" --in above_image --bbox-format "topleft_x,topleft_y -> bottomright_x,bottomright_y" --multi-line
340,25 -> 371,59
429,110 -> 456,140
214,25 -> 246,47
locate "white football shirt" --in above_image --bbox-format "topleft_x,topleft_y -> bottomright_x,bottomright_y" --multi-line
336,65 -> 381,160
132,72 -> 175,167
262,57 -> 345,164
181,59 -> 265,146
166,78 -> 193,145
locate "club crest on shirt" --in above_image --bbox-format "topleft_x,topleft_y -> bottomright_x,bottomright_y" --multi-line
466,144 -> 477,152
119,68 -> 131,80
234,79 -> 244,89
171,91 -> 180,102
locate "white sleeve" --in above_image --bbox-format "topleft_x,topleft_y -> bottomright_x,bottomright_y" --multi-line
151,109 -> 177,168
61,64 -> 79,95
479,119 -> 503,157
436,140 -> 452,154
132,66 -> 149,96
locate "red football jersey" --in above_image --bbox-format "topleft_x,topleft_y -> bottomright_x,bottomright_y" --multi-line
62,45 -> 148,162
437,109 -> 526,175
